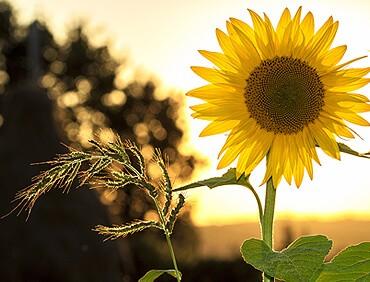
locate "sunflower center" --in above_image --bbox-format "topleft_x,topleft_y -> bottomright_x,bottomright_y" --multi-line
244,56 -> 325,134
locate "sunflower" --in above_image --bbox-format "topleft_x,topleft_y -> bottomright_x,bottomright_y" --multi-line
188,7 -> 370,187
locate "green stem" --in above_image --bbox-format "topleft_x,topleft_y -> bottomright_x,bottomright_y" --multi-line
243,183 -> 264,225
165,231 -> 181,282
153,198 -> 181,282
262,177 -> 276,282
251,186 -> 264,226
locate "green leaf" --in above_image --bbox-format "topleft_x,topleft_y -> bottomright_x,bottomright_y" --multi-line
338,142 -> 370,159
173,168 -> 251,192
316,242 -> 370,282
240,235 -> 332,282
139,269 -> 181,282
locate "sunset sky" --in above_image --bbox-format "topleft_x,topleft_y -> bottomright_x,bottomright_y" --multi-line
9,0 -> 370,226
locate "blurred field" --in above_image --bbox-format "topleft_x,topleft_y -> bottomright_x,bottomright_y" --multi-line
197,219 -> 370,260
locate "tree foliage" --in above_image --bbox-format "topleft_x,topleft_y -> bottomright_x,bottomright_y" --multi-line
0,1 -> 200,281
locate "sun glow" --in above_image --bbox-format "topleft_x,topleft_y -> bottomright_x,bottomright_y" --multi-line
176,1 -> 370,226
10,0 -> 370,226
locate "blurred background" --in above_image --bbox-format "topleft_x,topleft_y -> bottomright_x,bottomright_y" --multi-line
0,0 -> 369,281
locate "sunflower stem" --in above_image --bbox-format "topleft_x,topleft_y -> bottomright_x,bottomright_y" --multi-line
262,177 -> 276,282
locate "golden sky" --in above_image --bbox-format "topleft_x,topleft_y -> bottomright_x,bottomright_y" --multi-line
9,0 -> 370,226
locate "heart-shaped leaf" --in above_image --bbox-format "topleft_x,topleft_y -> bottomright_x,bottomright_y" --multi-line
139,269 -> 181,282
173,168 -> 251,192
316,242 -> 370,281
241,235 -> 332,282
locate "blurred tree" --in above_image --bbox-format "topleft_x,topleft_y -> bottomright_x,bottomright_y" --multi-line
0,6 -> 124,282
279,224 -> 295,251
38,12 -> 201,282
0,1 -> 200,281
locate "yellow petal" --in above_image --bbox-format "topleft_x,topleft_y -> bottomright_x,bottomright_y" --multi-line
302,127 -> 321,165
312,16 -> 334,43
191,66 -> 227,83
310,122 -> 340,159
321,45 -> 347,67
276,8 -> 291,41
337,67 -> 370,78
191,103 -> 246,120
278,21 -> 293,56
333,123 -> 355,138
300,12 -> 314,42
218,141 -> 246,169
326,55 -> 367,74
340,112 -> 370,126
218,118 -> 257,156
289,7 -> 303,43
303,153 -> 314,180
200,120 -> 239,137
229,17 -> 255,42
293,158 -> 305,187
243,131 -> 274,174
198,50 -> 239,72
350,103 -> 370,113
191,66 -> 246,87
263,135 -> 284,186
305,22 -> 338,62
248,9 -> 268,43
319,21 -> 339,55
329,78 -> 370,92
284,159 -> 293,185
186,84 -> 237,100
322,74 -> 365,88
231,26 -> 261,68
263,13 -> 277,49
292,7 -> 302,23
318,116 -> 354,139
325,91 -> 370,103
216,28 -> 238,60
